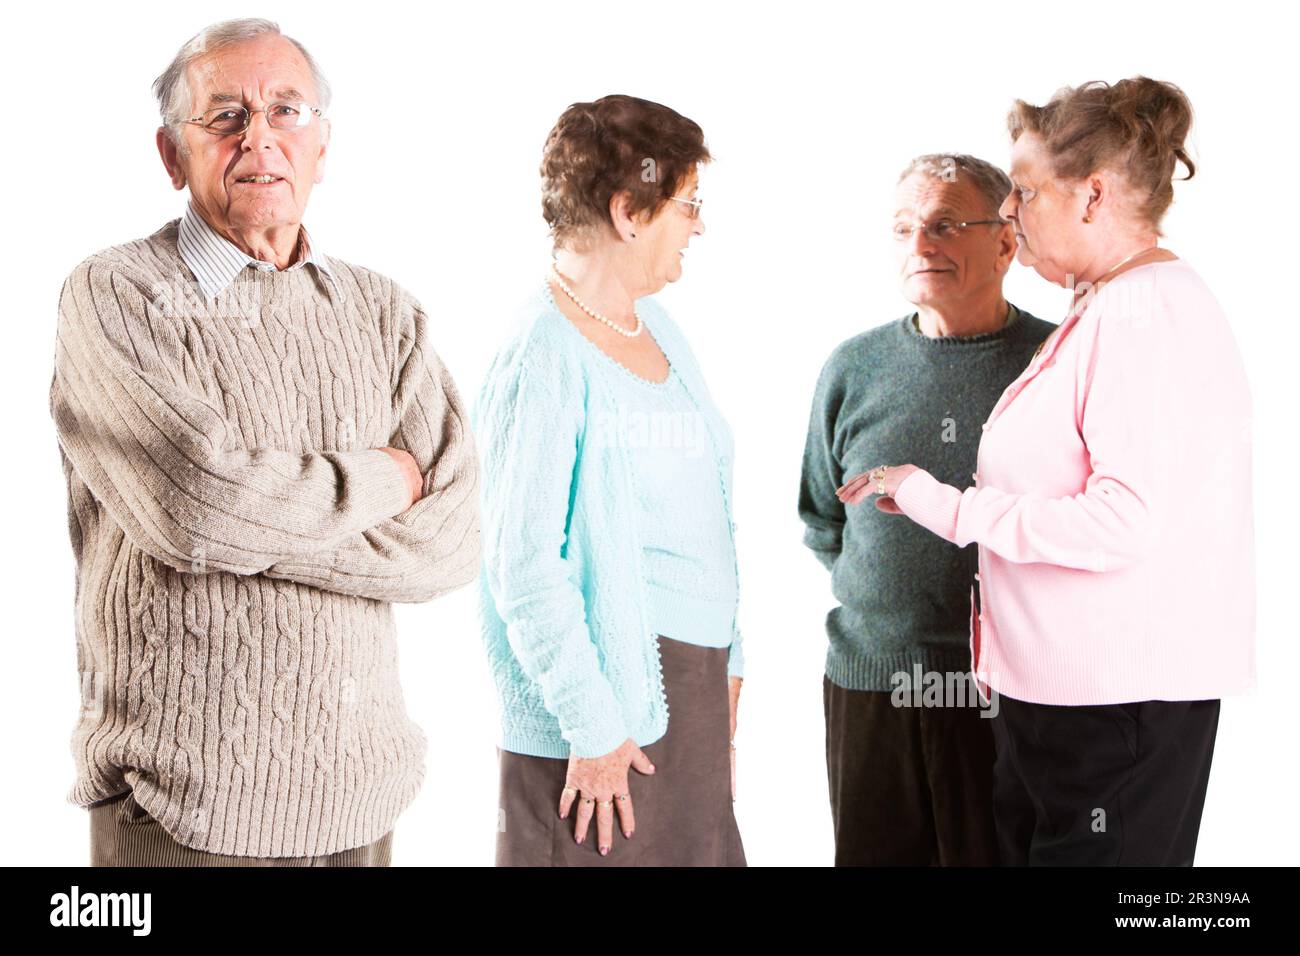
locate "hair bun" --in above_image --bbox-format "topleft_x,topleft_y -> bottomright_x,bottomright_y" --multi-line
1107,77 -> 1196,182
1007,75 -> 1197,233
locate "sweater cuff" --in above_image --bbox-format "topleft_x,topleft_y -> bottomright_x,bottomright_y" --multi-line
893,468 -> 963,544
567,711 -> 629,759
356,448 -> 414,523
727,633 -> 745,679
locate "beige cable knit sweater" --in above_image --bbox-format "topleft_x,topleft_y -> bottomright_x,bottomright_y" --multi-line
49,218 -> 480,857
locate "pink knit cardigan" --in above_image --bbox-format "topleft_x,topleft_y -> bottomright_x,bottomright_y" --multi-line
893,259 -> 1255,705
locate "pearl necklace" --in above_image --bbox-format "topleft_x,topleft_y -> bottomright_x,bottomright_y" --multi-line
548,261 -> 643,338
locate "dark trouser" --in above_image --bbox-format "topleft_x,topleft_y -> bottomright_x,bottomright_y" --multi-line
496,635 -> 744,866
991,694 -> 1220,866
89,789 -> 393,867
823,676 -> 999,866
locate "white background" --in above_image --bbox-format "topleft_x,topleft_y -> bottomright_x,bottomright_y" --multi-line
2,0 -> 1294,866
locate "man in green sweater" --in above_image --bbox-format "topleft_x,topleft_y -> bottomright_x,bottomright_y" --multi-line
798,154 -> 1054,866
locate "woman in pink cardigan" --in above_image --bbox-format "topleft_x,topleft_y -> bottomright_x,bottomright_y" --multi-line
838,77 -> 1254,866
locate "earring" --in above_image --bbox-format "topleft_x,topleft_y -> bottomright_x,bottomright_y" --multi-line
1082,215 -> 1092,223
630,232 -> 636,238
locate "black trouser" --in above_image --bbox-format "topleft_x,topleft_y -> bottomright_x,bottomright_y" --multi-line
990,693 -> 1221,866
823,676 -> 1000,866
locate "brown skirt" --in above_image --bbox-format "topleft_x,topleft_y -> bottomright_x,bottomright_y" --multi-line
495,635 -> 745,866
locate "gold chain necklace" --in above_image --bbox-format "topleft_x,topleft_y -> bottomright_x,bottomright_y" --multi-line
1033,246 -> 1161,360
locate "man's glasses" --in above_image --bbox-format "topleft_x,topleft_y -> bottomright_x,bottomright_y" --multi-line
669,195 -> 704,219
185,102 -> 323,136
892,218 -> 1005,242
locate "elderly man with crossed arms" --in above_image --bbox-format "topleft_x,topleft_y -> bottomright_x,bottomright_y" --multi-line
50,18 -> 479,866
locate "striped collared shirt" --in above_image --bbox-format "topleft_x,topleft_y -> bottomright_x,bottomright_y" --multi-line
177,201 -> 337,301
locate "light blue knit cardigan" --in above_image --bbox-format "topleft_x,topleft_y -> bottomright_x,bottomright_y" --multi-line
474,283 -> 743,759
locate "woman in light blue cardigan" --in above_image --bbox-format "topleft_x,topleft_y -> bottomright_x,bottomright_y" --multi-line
475,94 -> 745,865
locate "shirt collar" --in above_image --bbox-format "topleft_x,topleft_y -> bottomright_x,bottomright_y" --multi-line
178,201 -> 337,301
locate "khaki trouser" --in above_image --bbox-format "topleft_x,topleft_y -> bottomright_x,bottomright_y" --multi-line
89,789 -> 393,867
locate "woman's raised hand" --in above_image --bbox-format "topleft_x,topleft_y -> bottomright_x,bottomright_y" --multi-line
837,464 -> 919,512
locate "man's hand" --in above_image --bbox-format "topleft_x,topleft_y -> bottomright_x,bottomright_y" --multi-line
378,446 -> 424,509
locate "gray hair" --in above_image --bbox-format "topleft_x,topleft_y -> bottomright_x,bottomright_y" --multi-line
152,18 -> 332,144
897,153 -> 1012,219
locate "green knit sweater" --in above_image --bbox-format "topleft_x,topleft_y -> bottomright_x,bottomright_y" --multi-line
798,304 -> 1054,690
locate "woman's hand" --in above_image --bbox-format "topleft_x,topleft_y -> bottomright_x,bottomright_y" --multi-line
836,464 -> 919,513
559,738 -> 655,856
728,676 -> 742,801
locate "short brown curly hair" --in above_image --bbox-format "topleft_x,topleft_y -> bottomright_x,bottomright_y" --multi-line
540,94 -> 711,250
